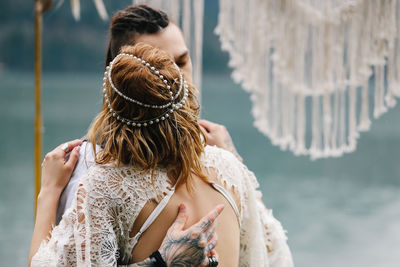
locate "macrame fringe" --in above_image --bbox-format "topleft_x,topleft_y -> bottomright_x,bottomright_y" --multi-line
216,0 -> 400,159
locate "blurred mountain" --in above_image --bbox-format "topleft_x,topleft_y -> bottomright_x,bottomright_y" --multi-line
0,0 -> 229,73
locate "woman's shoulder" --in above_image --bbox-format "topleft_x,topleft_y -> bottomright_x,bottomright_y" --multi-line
202,145 -> 242,167
202,145 -> 259,198
202,145 -> 259,186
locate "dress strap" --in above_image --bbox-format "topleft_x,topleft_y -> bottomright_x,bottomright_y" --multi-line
131,185 -> 176,248
211,183 -> 241,226
131,181 -> 241,249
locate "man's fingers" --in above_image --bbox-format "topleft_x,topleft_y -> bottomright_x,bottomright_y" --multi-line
192,205 -> 224,232
198,119 -> 218,132
65,146 -> 80,171
205,232 -> 218,254
209,249 -> 218,257
201,246 -> 219,267
198,233 -> 208,248
199,124 -> 208,133
199,124 -> 210,137
200,126 -> 212,140
170,203 -> 189,232
204,223 -> 216,241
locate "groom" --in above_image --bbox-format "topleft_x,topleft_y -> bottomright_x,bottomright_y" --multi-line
57,4 -> 241,223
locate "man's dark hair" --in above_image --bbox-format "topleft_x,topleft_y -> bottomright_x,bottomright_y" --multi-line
105,4 -> 169,66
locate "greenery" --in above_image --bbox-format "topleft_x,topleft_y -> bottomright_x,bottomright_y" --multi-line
0,0 -> 230,73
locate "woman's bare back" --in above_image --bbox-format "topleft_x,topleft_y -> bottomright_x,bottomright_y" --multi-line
130,171 -> 241,267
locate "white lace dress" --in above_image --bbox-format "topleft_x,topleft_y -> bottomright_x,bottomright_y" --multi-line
31,145 -> 293,267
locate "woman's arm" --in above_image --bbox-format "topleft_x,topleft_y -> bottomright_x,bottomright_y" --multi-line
29,140 -> 82,264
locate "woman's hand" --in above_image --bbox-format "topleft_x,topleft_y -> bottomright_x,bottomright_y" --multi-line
40,139 -> 82,196
199,120 -> 243,162
30,140 -> 82,265
159,204 -> 223,267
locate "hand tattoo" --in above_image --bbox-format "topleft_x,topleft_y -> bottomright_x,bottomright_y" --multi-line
159,224 -> 215,267
121,205 -> 222,267
159,205 -> 221,266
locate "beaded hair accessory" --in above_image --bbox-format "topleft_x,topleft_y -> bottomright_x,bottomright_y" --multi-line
103,52 -> 189,127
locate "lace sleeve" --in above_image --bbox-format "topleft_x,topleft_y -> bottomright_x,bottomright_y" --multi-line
31,167 -> 121,266
239,161 -> 294,267
256,196 -> 294,267
202,146 -> 293,267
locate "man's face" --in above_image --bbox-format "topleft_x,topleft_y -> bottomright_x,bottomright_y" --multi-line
135,23 -> 193,83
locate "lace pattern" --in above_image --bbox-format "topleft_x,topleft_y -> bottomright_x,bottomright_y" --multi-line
202,146 -> 293,267
32,146 -> 293,267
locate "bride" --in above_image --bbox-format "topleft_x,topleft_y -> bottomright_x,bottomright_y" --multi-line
30,43 -> 293,266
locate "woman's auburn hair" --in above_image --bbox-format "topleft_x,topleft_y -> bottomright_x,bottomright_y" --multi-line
87,43 -> 207,191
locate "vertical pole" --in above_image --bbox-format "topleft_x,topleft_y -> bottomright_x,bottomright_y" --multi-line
34,0 -> 43,216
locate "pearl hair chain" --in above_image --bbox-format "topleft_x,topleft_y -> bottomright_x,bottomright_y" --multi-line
102,52 -> 188,127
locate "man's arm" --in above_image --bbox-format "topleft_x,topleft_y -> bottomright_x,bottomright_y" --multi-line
29,140 -> 82,265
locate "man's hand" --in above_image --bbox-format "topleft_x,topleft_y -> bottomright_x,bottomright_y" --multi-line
159,204 -> 223,267
128,204 -> 223,267
199,119 -> 243,162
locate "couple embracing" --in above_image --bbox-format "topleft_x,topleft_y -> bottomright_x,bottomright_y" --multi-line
29,4 -> 293,267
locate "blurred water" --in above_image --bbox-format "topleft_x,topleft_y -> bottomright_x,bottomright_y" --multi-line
0,71 -> 399,266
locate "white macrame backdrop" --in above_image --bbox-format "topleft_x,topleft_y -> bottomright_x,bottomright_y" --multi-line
216,0 -> 400,159
133,0 -> 204,95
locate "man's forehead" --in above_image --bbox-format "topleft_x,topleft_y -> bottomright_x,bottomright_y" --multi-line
135,23 -> 188,60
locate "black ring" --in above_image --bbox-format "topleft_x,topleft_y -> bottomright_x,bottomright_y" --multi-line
208,256 -> 218,267
149,250 -> 167,267
208,257 -> 214,267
